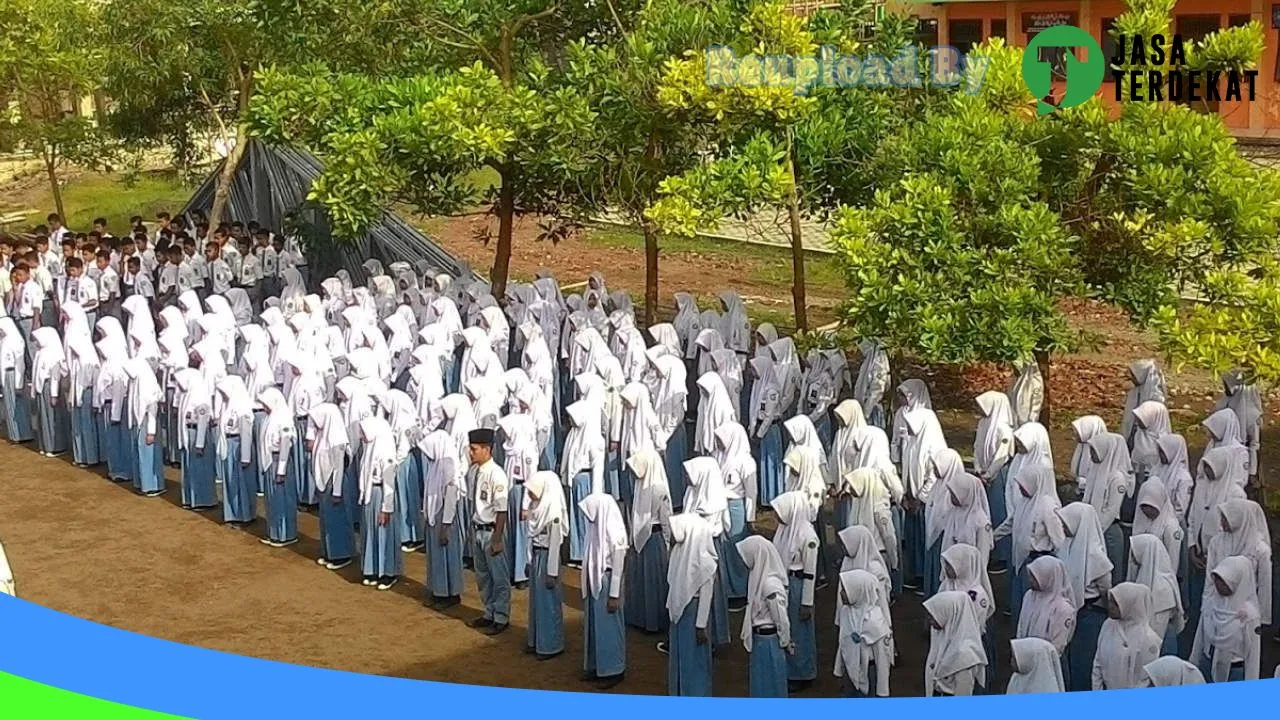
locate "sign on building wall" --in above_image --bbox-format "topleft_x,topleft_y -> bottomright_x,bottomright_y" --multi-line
1022,12 -> 1078,34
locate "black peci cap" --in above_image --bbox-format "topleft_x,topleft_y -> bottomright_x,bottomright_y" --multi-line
468,428 -> 496,446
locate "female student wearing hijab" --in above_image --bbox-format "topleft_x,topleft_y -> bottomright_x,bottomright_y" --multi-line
974,392 -> 1014,573
835,468 -> 898,588
746,355 -> 785,508
124,357 -> 164,496
95,320 -> 129,481
647,348 -> 688,507
835,569 -> 893,697
923,590 -> 988,696
1205,499 -> 1272,627
626,449 -> 673,633
1006,637 -> 1065,694
284,352 -> 327,508
993,465 -> 1063,622
1081,432 -> 1132,583
771,491 -> 818,688
1057,502 -> 1114,692
31,326 -> 68,457
381,390 -> 423,551
1068,415 -> 1106,496
1187,446 -> 1249,623
1215,370 -> 1261,481
618,381 -> 660,507
174,368 -> 217,510
1201,409 -> 1249,482
1122,360 -> 1166,440
306,402 -> 352,568
682,456 -> 732,647
498,411 -> 538,584
64,304 -> 100,466
665,512 -> 718,696
892,379 -> 947,593
1132,477 -> 1184,578
1009,358 -> 1044,428
1144,656 -> 1206,686
853,340 -> 889,430
1191,555 -> 1262,683
1152,433 -> 1193,522
782,443 -> 831,588
737,535 -> 792,698
941,544 -> 997,686
258,388 -> 298,547
828,400 -> 867,525
693,372 -> 735,458
579,492 -> 628,689
836,525 -> 893,599
1127,533 -> 1184,655
1092,583 -> 1162,690
0,317 -> 31,443
713,421 -> 755,606
420,428 -> 464,606
357,415 -> 403,590
1016,556 -> 1076,656
563,399 -> 606,566
524,470 -> 567,659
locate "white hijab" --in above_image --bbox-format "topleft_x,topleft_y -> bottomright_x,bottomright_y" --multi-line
737,535 -> 789,651
1192,555 -> 1261,682
716,289 -> 751,353
307,402 -> 349,488
694,372 -> 736,454
1143,656 -> 1205,686
682,456 -> 729,534
836,569 -> 894,693
1122,359 -> 1166,439
1069,415 -> 1107,481
561,399 -> 605,490
974,391 -> 1014,475
771,490 -> 817,570
923,590 -> 987,696
1006,637 -> 1064,694
1016,555 -> 1076,652
1127,533 -> 1184,635
1056,502 -> 1114,609
627,449 -> 672,553
420,429 -> 464,522
580,492 -> 628,599
666,513 -> 718,622
1095,583 -> 1162,690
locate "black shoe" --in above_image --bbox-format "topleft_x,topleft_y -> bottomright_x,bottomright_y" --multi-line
523,645 -> 538,655
579,671 -> 598,682
513,581 -> 529,590
469,617 -> 494,629
536,651 -> 563,661
438,595 -> 461,609
481,622 -> 508,636
595,673 -> 625,690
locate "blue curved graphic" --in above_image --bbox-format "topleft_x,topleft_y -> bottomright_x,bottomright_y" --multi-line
0,593 -> 1277,717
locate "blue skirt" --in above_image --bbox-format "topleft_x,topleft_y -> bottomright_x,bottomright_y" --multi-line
319,482 -> 354,562
835,496 -> 853,533
867,404 -> 886,431
1065,601 -> 1107,692
1198,646 -> 1247,683
787,577 -> 817,681
538,439 -> 555,472
724,499 -> 749,600
625,534 -> 670,633
755,423 -> 784,508
252,410 -> 266,494
180,428 -> 218,509
814,412 -> 834,450
263,454 -> 298,543
293,418 -> 317,506
583,574 -> 626,678
343,447 -> 363,534
425,508 -> 464,599
710,544 -> 731,647
668,599 -> 713,696
507,483 -> 530,583
987,466 -> 1010,567
360,486 -> 402,577
162,389 -> 181,466
568,472 -> 591,563
527,546 -> 565,656
922,538 -> 943,598
397,454 -> 424,545
903,505 -> 926,587
890,504 -> 904,597
664,423 -> 689,510
35,387 -> 68,455
219,437 -> 257,524
132,425 -> 164,494
750,633 -> 789,698
101,406 -> 130,481
2,369 -> 32,442
1103,521 -> 1125,586
70,389 -> 100,465
605,445 -> 621,498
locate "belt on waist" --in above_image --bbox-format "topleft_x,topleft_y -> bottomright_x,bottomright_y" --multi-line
789,570 -> 814,580
651,523 -> 663,533
753,626 -> 778,636
224,434 -> 239,438
1083,597 -> 1108,612
475,522 -> 496,531
370,482 -> 383,488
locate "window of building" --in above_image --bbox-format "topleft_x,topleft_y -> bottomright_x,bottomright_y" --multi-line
1176,15 -> 1222,112
1101,17 -> 1118,81
1228,14 -> 1253,27
949,19 -> 983,54
914,18 -> 939,47
990,19 -> 1007,40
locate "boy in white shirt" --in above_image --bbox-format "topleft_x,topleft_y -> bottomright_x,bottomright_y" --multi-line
238,238 -> 263,312
61,258 -> 99,324
96,250 -> 121,321
156,246 -> 181,306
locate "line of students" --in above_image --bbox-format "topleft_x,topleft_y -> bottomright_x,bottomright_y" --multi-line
0,214 -> 1273,696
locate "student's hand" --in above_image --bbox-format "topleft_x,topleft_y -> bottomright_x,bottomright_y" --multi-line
800,605 -> 813,622
241,460 -> 251,468
545,574 -> 557,589
438,524 -> 450,546
784,643 -> 796,656
145,433 -> 155,445
606,597 -> 620,614
196,447 -> 204,457
520,509 -> 529,521
275,473 -> 286,484
488,538 -> 503,556
378,510 -> 391,527
333,493 -> 344,505
306,440 -> 315,452
695,627 -> 708,645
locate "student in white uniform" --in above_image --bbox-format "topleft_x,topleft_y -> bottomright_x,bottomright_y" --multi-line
467,427 -> 511,635
1006,637 -> 1064,694
663,512 -> 717,696
60,258 -> 98,328
523,470 -> 567,659
835,569 -> 893,697
215,375 -> 258,526
737,535 -> 792,698
1127,533 -> 1184,655
1015,555 -> 1077,655
0,317 -> 32,443
1142,656 -> 1205,686
624,448 -> 673,634
257,387 -> 298,546
174,368 -> 217,510
769,490 -> 817,689
31,326 -> 68,457
1057,502 -> 1114,691
923,590 -> 988,696
357,415 -> 402,590
1191,555 -> 1262,682
421,428 -> 465,607
579,492 -> 628,688
1092,582 -> 1161,690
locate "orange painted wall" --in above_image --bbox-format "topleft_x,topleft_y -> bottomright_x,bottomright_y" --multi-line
930,0 -> 1278,136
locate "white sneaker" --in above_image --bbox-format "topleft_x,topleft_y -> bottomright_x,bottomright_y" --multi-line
316,557 -> 328,566
362,578 -> 376,586
326,559 -> 352,571
377,577 -> 400,591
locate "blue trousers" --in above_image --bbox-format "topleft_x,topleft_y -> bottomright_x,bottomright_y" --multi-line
1103,521 -> 1125,586
625,534 -> 669,633
293,418 -> 317,506
473,527 -> 511,624
180,429 -> 218,509
987,466 -> 1010,567
922,538 -> 943,599
668,600 -> 712,696
527,546 -> 565,656
360,488 -> 402,578
426,512 -> 464,599
750,633 -> 789,697
903,504 -> 926,587
219,438 -> 257,523
584,573 -> 626,678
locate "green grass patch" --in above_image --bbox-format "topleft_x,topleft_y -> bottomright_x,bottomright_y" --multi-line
8,170 -> 191,233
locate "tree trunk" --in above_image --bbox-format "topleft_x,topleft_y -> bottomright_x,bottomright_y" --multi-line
208,122 -> 249,227
785,132 -> 808,332
1034,349 -> 1052,428
642,218 -> 659,327
491,165 -> 515,298
43,148 -> 65,222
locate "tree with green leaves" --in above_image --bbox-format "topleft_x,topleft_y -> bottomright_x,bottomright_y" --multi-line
0,0 -> 107,220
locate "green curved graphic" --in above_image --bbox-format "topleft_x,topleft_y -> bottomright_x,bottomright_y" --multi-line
0,671 -> 188,718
